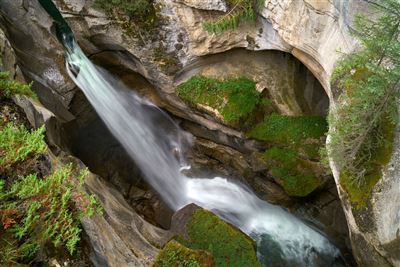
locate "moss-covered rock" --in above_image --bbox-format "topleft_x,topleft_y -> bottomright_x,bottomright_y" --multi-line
154,240 -> 214,267
263,147 -> 320,197
176,75 -> 260,124
248,113 -> 327,145
249,113 -> 328,197
340,117 -> 396,208
169,205 -> 261,267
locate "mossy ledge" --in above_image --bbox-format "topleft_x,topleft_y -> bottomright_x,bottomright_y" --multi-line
160,207 -> 261,267
249,113 -> 328,197
176,75 -> 261,125
154,240 -> 214,267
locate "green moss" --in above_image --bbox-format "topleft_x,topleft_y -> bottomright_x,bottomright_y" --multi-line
248,114 -> 328,196
248,113 -> 327,145
180,208 -> 261,267
340,118 -> 396,208
263,147 -> 320,197
154,240 -> 213,267
176,75 -> 260,123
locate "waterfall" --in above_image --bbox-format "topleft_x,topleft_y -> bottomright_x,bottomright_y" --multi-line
64,41 -> 342,266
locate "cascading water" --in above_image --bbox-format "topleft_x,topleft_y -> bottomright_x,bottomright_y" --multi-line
64,41 -> 342,266
39,1 -> 343,265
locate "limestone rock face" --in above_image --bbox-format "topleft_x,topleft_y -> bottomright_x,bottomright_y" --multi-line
1,0 -> 398,266
0,0 -> 75,122
177,0 -> 228,12
332,126 -> 400,267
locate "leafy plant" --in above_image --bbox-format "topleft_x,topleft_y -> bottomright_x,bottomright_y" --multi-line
0,72 -> 36,100
0,123 -> 46,171
0,164 -> 102,259
328,0 -> 399,205
203,0 -> 265,33
1,150 -> 100,260
0,73 -> 102,262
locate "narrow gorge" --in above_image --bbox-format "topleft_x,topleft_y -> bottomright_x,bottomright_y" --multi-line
0,0 -> 398,267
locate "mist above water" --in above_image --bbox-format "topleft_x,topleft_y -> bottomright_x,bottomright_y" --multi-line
65,41 -> 341,266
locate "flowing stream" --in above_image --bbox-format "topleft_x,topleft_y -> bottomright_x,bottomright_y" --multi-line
38,1 -> 342,264
64,41 -> 342,266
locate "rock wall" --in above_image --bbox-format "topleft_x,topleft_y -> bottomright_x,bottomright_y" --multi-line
1,0 -> 398,266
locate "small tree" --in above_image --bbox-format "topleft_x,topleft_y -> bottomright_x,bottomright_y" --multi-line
329,0 -> 400,199
203,0 -> 265,33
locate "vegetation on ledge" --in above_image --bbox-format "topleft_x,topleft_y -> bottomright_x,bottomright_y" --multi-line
263,147 -> 320,197
0,123 -> 46,171
249,113 -> 328,196
249,113 -> 327,146
0,72 -> 36,100
93,0 -> 158,38
175,208 -> 261,267
177,75 -> 260,123
154,240 -> 214,267
328,0 -> 399,207
0,73 -> 101,264
203,0 -> 265,33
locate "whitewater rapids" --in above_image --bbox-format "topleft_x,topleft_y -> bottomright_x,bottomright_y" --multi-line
65,41 -> 341,266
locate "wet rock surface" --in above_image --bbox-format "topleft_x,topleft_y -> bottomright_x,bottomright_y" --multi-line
2,0 -> 395,266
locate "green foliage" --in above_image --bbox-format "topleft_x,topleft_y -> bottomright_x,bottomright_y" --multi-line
203,0 -> 265,33
179,208 -> 261,267
0,97 -> 102,262
249,113 -> 327,145
94,0 -> 152,18
154,240 -> 211,267
0,71 -> 37,100
263,147 -> 320,196
249,114 -> 328,196
0,123 -> 46,171
0,164 -> 101,259
93,0 -> 157,35
328,0 -> 399,205
177,75 -> 260,123
338,118 -> 395,207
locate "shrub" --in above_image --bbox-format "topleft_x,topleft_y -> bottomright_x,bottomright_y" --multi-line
0,123 -> 46,171
0,72 -> 36,100
328,0 -> 399,205
177,75 -> 260,123
0,164 -> 101,259
0,74 -> 102,262
203,0 -> 265,33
